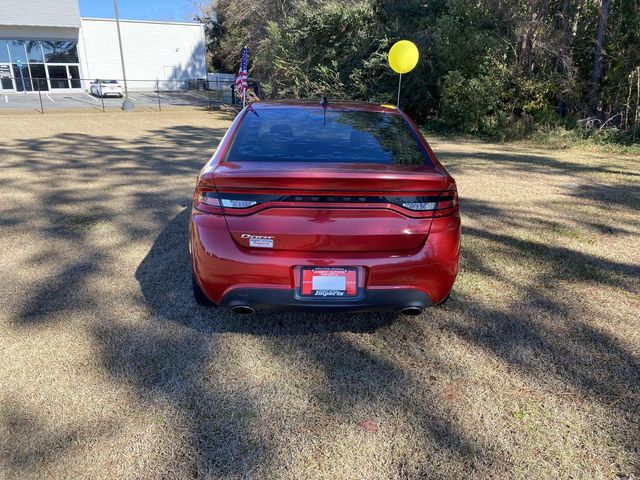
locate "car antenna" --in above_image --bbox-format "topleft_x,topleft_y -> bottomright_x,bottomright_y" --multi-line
320,96 -> 329,126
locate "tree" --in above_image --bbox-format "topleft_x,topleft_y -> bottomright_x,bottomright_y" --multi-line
588,0 -> 612,114
201,0 -> 640,141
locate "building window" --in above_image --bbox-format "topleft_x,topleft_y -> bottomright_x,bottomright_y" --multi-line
42,41 -> 79,64
7,41 -> 27,64
0,40 -> 10,63
25,41 -> 45,63
0,39 -> 81,90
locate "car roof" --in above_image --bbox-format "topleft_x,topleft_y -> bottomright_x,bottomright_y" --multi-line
250,100 -> 400,114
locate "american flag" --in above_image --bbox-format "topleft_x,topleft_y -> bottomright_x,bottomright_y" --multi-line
235,46 -> 248,96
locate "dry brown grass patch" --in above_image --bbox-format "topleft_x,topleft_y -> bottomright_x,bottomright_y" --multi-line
1,109 -> 639,479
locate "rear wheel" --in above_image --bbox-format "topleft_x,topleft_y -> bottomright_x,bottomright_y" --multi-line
192,274 -> 216,307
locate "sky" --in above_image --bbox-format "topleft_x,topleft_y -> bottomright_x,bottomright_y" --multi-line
78,0 -> 198,22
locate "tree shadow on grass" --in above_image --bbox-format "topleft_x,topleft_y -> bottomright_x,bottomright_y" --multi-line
450,201 -> 640,473
443,284 -> 640,473
0,399 -> 110,479
5,124 -> 226,328
436,147 -> 640,179
129,195 -> 640,475
568,181 -> 640,211
92,320 -> 277,478
6,124 -> 639,476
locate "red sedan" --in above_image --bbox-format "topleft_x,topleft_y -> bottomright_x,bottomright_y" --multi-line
189,100 -> 460,315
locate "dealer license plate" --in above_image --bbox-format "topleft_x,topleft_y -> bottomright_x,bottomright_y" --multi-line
300,267 -> 358,297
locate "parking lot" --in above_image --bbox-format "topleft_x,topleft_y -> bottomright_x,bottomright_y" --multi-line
1,109 -> 639,479
0,89 -> 221,112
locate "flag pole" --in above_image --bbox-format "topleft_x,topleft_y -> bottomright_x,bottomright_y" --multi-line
114,0 -> 134,111
243,45 -> 247,109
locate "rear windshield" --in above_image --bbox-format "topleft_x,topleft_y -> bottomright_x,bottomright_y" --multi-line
226,108 -> 429,166
101,80 -> 118,84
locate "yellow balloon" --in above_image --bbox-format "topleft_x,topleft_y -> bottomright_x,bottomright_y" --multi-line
388,40 -> 419,74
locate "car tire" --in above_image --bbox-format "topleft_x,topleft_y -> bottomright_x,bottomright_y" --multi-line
192,273 -> 216,307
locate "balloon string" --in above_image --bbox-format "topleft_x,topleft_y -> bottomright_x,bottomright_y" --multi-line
397,73 -> 402,108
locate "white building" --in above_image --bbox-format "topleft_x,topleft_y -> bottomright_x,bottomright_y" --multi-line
0,0 -> 206,93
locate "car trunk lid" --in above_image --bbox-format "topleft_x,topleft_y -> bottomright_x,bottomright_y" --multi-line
208,162 -> 452,253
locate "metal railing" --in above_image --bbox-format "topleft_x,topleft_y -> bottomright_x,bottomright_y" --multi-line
0,77 -> 240,113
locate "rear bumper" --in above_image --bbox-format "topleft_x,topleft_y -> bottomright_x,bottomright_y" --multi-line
190,209 -> 460,310
219,288 -> 432,312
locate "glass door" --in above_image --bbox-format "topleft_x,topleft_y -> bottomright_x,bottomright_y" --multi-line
12,64 -> 32,91
68,65 -> 81,88
29,64 -> 48,91
47,65 -> 69,89
46,65 -> 81,90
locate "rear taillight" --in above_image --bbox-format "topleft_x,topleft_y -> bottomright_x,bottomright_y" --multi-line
432,190 -> 458,217
194,189 -> 261,214
401,201 -> 437,211
390,190 -> 458,216
220,198 -> 257,208
194,189 -> 458,216
194,190 -> 223,214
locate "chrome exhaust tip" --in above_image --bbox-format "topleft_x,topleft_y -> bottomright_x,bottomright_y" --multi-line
400,307 -> 423,316
232,305 -> 255,315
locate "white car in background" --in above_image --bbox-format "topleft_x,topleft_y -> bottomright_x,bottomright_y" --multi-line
90,79 -> 124,98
